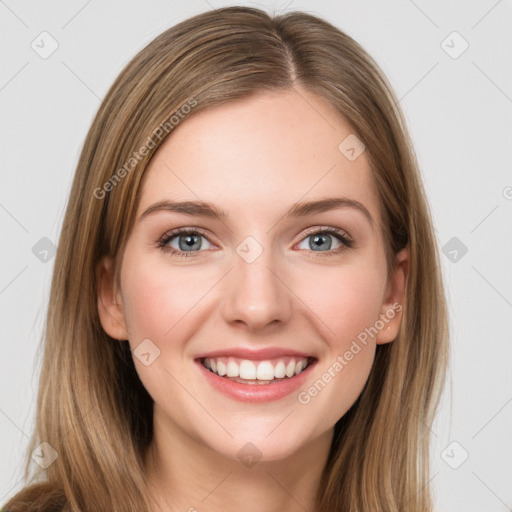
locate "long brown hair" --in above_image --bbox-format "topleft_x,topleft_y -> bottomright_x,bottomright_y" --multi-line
4,6 -> 448,511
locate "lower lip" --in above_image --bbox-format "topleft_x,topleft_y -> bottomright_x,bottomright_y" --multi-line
196,359 -> 316,403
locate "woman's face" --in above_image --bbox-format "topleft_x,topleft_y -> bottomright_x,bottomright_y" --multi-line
98,86 -> 407,463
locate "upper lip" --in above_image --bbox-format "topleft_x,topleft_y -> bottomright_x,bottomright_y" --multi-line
195,347 -> 315,361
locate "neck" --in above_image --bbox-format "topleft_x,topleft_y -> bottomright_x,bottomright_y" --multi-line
144,411 -> 333,512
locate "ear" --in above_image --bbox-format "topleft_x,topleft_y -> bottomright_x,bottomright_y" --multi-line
96,255 -> 129,340
375,246 -> 409,345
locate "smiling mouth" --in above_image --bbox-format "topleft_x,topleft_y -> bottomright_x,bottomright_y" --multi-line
200,356 -> 316,385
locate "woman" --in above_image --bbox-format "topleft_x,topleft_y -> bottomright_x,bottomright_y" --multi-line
4,6 -> 448,511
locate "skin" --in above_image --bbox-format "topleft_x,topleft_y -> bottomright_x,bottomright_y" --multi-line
97,85 -> 408,512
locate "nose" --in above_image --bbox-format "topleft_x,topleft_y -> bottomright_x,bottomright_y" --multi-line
221,244 -> 293,332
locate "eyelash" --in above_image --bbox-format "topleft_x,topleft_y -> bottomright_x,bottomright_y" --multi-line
156,226 -> 353,258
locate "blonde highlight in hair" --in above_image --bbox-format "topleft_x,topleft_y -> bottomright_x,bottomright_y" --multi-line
5,6 -> 448,511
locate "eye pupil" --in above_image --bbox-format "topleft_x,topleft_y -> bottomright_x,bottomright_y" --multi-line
310,234 -> 332,251
179,234 -> 201,251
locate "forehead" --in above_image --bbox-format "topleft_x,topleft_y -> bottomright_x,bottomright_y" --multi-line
137,87 -> 380,224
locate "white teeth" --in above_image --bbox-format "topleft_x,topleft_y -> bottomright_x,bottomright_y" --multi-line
240,360 -> 257,379
285,360 -> 295,378
202,356 -> 311,381
256,361 -> 275,381
226,359 -> 239,377
274,361 -> 286,379
216,360 -> 227,376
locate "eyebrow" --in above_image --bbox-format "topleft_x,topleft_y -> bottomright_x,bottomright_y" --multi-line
138,197 -> 374,227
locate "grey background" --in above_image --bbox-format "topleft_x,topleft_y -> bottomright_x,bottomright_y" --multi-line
1,0 -> 511,510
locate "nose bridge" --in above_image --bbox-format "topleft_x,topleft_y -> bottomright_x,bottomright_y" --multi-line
221,235 -> 292,330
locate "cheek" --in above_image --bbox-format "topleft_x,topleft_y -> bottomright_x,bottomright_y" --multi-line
118,255 -> 218,411
302,260 -> 386,348
292,261 -> 386,426
120,256 -> 215,343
